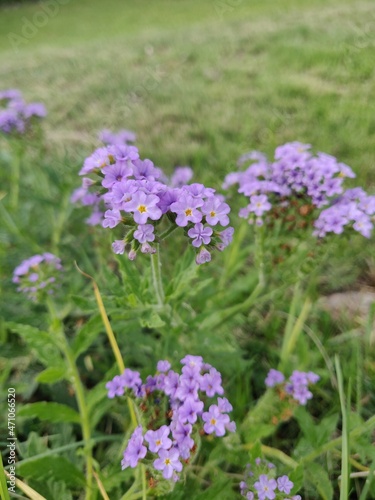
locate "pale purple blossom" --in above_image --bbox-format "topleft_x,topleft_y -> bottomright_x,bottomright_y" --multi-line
134,224 -> 155,243
187,223 -> 213,247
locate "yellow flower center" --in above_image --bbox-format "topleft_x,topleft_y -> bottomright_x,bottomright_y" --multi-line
164,458 -> 171,465
156,440 -> 161,446
210,211 -> 216,217
185,208 -> 193,216
210,418 -> 217,425
138,205 -> 147,213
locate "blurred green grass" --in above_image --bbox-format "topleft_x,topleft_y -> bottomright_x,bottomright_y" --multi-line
0,0 -> 374,187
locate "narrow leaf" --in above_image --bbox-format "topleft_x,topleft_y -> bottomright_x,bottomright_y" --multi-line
18,402 -> 81,424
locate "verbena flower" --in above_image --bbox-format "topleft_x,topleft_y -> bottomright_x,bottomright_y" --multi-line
0,89 -> 46,135
265,368 -> 319,406
224,142 -> 375,238
73,144 -> 233,264
99,128 -> 136,146
13,253 -> 63,302
106,356 -> 235,488
265,369 -> 285,388
240,458 -> 298,499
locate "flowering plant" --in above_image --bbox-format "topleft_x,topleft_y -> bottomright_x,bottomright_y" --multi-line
224,142 -> 375,238
106,355 -> 235,493
0,89 -> 46,136
72,141 -> 233,263
12,253 -> 63,302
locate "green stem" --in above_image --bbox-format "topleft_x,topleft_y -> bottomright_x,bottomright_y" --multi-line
279,296 -> 312,370
10,143 -> 23,211
254,224 -> 265,288
159,223 -> 178,240
335,356 -> 350,500
47,300 -> 94,500
51,191 -> 71,253
74,264 -> 138,429
150,244 -> 164,306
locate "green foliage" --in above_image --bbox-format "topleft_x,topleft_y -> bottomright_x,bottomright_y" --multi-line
17,456 -> 85,487
1,0 -> 375,498
18,402 -> 81,424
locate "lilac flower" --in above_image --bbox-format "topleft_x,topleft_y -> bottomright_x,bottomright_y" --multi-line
157,188 -> 180,214
254,474 -> 277,500
106,375 -> 125,398
200,368 -> 224,397
170,193 -> 203,227
217,397 -> 233,413
175,378 -> 200,401
248,194 -> 272,217
196,247 -> 211,265
157,360 -> 171,372
132,159 -> 161,180
170,166 -> 193,187
23,103 -> 47,119
102,209 -> 122,228
0,90 -> 46,135
99,128 -> 136,146
306,371 -> 320,384
277,475 -> 294,494
112,240 -> 126,254
171,421 -> 194,451
120,368 -> 142,394
102,163 -> 133,188
13,253 -> 63,301
123,191 -> 162,224
0,89 -> 22,101
145,425 -> 172,453
164,371 -> 180,398
178,398 -> 204,424
180,355 -> 203,370
201,196 -> 230,226
153,448 -> 183,479
80,147 -> 115,175
121,426 -> 147,469
187,223 -> 213,248
140,242 -> 156,254
217,227 -> 234,251
134,224 -> 155,243
202,404 -> 230,436
265,369 -> 285,388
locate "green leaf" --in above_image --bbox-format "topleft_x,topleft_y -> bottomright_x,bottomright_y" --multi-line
18,402 -> 81,424
71,314 -> 103,358
305,462 -> 333,500
17,456 -> 85,487
6,322 -> 64,369
0,453 -> 10,500
139,309 -> 165,329
36,367 -> 66,384
69,295 -> 95,312
289,465 -> 304,493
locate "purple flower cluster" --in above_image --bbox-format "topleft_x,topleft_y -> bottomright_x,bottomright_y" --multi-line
314,188 -> 375,238
12,253 -> 63,301
105,355 -> 235,483
98,128 -> 136,146
265,369 -> 319,406
73,144 -> 233,263
0,89 -> 46,135
240,458 -> 300,500
224,142 -> 356,225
